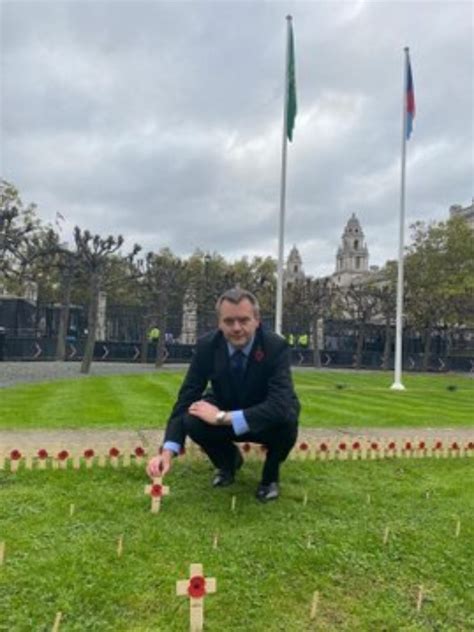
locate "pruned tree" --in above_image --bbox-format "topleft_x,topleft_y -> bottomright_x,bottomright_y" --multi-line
366,262 -> 397,369
336,282 -> 379,368
54,244 -> 82,361
285,277 -> 335,367
183,251 -> 230,335
74,227 -> 141,374
227,255 -> 277,316
138,248 -> 185,367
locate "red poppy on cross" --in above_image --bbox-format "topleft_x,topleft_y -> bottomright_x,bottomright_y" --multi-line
176,563 -> 216,632
37,448 -> 49,470
144,476 -> 169,513
9,449 -> 22,472
109,446 -> 120,468
57,450 -> 69,469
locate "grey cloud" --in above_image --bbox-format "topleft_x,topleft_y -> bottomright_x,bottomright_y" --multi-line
1,0 -> 472,279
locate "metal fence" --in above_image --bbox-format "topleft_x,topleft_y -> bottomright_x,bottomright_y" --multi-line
1,335 -> 472,372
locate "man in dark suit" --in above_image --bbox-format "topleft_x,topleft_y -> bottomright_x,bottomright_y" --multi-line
147,288 -> 300,502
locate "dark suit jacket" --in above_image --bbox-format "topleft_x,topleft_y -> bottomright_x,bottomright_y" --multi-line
164,326 -> 300,446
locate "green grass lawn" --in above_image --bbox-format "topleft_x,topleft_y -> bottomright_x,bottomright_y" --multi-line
0,370 -> 472,429
0,459 -> 472,630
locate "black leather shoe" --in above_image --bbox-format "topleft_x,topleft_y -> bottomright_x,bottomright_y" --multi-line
212,450 -> 244,488
212,469 -> 235,487
256,482 -> 279,502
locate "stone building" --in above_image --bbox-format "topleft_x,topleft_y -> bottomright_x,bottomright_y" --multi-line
284,245 -> 305,285
282,214 -> 378,288
332,213 -> 374,287
179,288 -> 198,345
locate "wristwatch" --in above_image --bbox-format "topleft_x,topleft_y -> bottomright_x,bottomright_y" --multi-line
215,410 -> 227,425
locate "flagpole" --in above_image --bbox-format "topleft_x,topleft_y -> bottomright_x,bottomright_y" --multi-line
275,15 -> 292,336
391,47 -> 410,391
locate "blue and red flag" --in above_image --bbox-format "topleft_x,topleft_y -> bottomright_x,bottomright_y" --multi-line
405,54 -> 415,139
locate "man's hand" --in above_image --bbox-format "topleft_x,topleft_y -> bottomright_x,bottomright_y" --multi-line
188,400 -> 221,425
147,449 -> 174,478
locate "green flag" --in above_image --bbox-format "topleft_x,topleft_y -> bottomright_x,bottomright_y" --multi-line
287,21 -> 297,142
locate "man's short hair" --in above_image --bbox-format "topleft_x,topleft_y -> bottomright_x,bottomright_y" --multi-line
215,288 -> 260,318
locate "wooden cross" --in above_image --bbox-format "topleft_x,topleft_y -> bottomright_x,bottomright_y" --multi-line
309,590 -> 320,620
56,450 -> 70,470
83,449 -> 95,468
109,447 -> 121,468
385,438 -> 398,459
52,611 -> 62,632
176,563 -> 216,632
133,446 -> 146,466
336,439 -> 349,461
9,450 -> 22,472
144,477 -> 169,513
36,448 -> 49,468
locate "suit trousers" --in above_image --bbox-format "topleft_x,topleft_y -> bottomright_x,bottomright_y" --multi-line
183,414 -> 298,485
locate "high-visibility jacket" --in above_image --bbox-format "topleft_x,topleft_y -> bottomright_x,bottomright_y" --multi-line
148,327 -> 161,342
298,334 -> 308,347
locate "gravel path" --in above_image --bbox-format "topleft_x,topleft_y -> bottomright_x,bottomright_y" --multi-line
1,361 -> 471,389
0,361 -> 181,388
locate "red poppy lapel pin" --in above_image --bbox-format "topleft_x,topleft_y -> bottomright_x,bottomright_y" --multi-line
254,348 -> 265,362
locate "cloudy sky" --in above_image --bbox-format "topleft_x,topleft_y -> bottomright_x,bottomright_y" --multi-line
1,0 -> 472,277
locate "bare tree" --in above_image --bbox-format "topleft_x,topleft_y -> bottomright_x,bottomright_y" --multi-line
366,263 -> 397,370
54,245 -> 81,361
74,227 -> 140,374
138,248 -> 185,367
305,278 -> 335,368
336,283 -> 379,369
